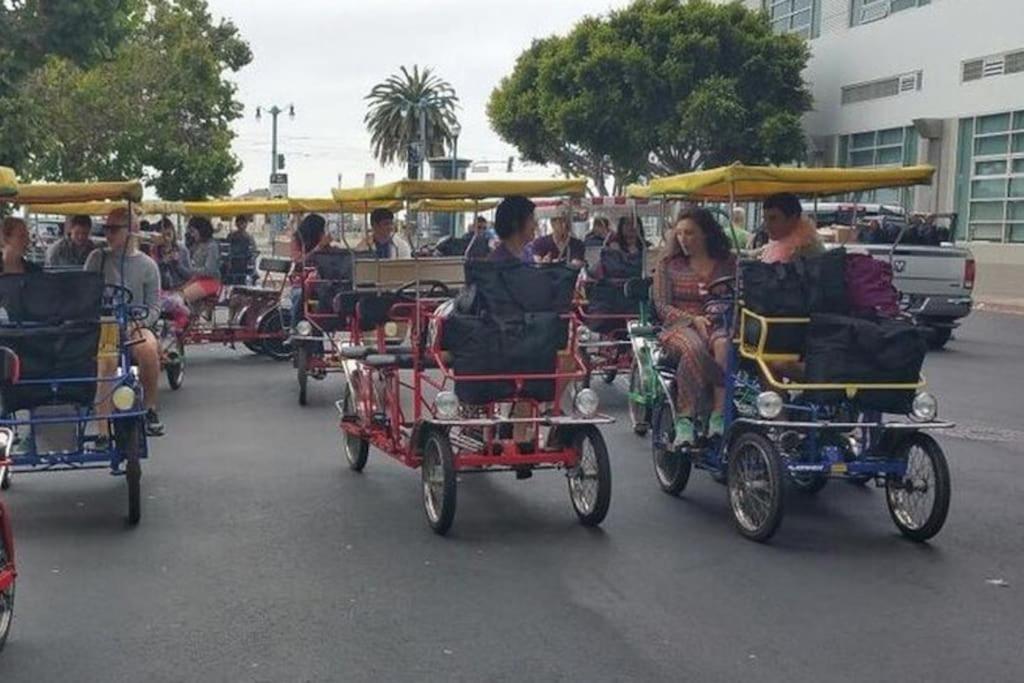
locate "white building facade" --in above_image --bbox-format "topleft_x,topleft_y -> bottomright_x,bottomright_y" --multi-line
728,0 -> 1024,243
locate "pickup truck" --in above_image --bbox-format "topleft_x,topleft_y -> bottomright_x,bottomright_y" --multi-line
806,204 -> 973,349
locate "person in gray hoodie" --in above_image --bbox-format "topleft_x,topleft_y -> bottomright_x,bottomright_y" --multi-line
85,208 -> 165,437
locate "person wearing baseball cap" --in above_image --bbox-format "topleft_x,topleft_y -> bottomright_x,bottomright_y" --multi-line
85,207 -> 165,437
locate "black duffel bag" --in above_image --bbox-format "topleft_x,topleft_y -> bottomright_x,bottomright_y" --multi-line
444,311 -> 568,404
740,249 -> 848,316
804,313 -> 927,413
584,280 -> 632,334
0,321 -> 101,413
0,271 -> 104,323
463,260 -> 577,317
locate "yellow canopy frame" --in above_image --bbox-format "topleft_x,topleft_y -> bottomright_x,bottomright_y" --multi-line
0,167 -> 16,198
332,178 -> 587,203
628,163 -> 936,201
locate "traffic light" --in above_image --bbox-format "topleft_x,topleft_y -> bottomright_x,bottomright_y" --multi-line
507,156 -> 514,173
277,153 -> 285,170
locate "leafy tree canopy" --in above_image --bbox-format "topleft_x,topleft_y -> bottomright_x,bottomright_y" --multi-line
488,0 -> 811,194
0,0 -> 251,200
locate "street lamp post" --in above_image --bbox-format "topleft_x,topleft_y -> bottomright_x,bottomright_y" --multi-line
255,103 -> 295,176
450,122 -> 461,236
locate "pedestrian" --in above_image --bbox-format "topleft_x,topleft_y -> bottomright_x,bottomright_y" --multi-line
530,216 -> 584,268
1,217 -> 42,274
45,214 -> 96,267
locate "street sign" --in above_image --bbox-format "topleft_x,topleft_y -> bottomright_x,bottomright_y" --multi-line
269,173 -> 288,198
364,173 -> 375,188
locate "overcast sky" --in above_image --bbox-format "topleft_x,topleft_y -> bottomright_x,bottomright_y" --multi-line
207,0 -> 631,198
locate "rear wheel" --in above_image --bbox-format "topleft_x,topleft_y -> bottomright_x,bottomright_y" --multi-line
651,399 -> 690,495
341,390 -> 369,472
627,357 -> 650,437
727,432 -> 784,542
296,346 -> 309,406
421,429 -> 457,535
886,433 -> 951,542
567,426 -> 611,526
114,418 -> 143,525
258,308 -> 292,360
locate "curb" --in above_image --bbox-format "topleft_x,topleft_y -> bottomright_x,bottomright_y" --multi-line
975,301 -> 1024,316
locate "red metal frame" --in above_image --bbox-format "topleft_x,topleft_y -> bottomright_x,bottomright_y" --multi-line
339,293 -> 597,473
178,266 -> 291,348
574,276 -> 636,380
296,266 -> 351,372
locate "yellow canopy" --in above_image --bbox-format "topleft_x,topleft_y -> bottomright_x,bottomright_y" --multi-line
630,163 -> 936,201
10,180 -> 145,205
25,200 -> 186,216
287,197 -> 403,214
183,199 -> 290,216
0,167 -> 16,198
332,178 -> 587,203
410,199 -> 498,213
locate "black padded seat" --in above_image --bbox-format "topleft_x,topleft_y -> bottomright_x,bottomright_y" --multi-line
364,354 -> 398,367
340,345 -> 371,360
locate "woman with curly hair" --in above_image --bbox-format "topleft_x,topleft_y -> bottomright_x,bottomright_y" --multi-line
653,208 -> 736,445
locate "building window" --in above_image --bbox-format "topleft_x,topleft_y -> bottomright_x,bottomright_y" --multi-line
959,110 -> 1024,242
851,0 -> 930,27
841,71 -> 922,105
962,49 -> 1024,83
765,0 -> 819,39
838,126 -> 918,204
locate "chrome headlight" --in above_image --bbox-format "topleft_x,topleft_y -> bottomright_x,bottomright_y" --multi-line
0,429 -> 11,451
295,320 -> 313,337
578,326 -> 594,344
911,391 -> 938,422
436,391 -> 459,419
112,385 -> 137,412
756,391 -> 784,419
574,388 -> 600,417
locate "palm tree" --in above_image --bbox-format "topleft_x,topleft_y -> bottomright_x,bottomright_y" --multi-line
364,66 -> 459,176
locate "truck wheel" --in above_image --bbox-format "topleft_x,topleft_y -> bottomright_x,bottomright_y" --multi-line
928,327 -> 952,350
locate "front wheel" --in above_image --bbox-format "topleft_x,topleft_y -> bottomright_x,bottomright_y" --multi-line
886,432 -> 951,542
627,357 -> 650,437
651,399 -> 690,495
296,345 -> 309,406
114,418 -> 144,525
927,327 -> 953,350
727,432 -> 784,542
0,576 -> 12,653
0,464 -> 10,490
165,339 -> 185,391
567,426 -> 611,526
341,390 -> 369,472
421,429 -> 457,535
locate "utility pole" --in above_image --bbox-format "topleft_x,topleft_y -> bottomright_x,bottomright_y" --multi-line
255,103 -> 294,241
255,103 -> 295,179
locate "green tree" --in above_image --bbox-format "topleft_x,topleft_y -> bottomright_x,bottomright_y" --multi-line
488,0 -> 811,194
0,0 -> 251,200
364,65 -> 459,177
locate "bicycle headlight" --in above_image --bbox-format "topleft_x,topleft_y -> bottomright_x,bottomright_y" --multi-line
911,392 -> 938,422
295,320 -> 313,337
578,326 -> 594,344
0,429 -> 10,451
574,388 -> 600,417
436,391 -> 459,419
112,385 -> 137,412
756,391 -> 784,419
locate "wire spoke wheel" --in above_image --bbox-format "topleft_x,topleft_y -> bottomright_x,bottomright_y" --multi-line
567,426 -> 611,526
342,390 -> 369,472
258,307 -> 292,360
296,345 -> 309,406
651,399 -> 690,495
0,580 -> 12,652
421,430 -> 456,535
627,356 -> 650,436
114,417 -> 144,526
727,432 -> 784,542
885,433 -> 950,542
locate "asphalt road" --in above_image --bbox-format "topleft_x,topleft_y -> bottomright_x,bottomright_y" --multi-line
1,312 -> 1022,682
